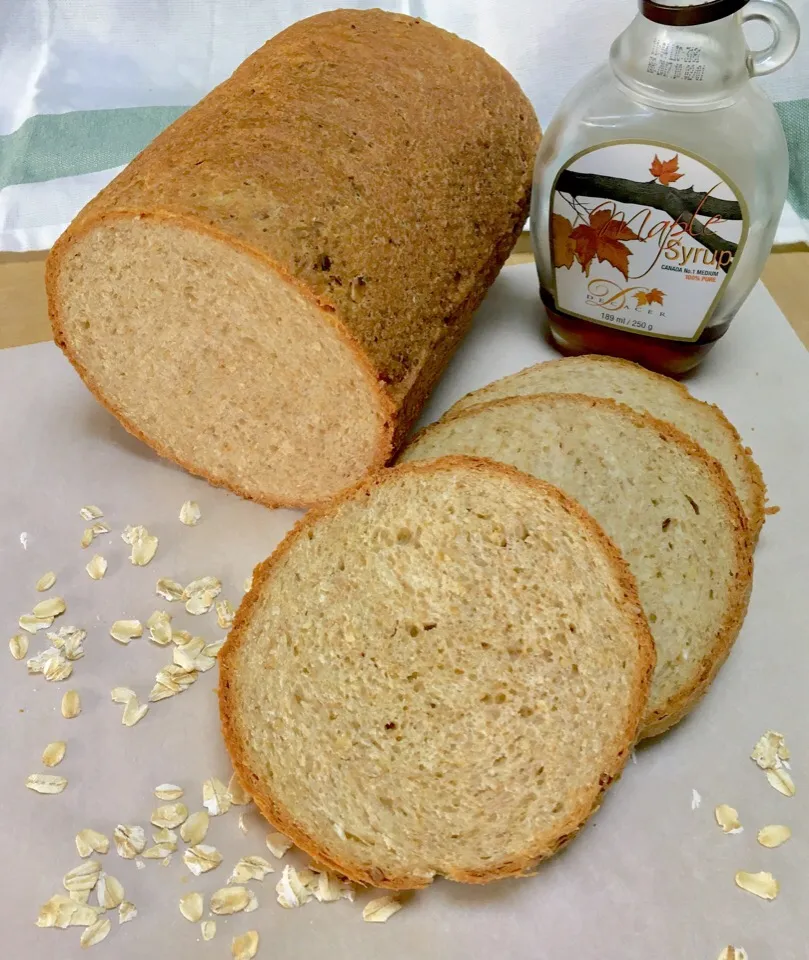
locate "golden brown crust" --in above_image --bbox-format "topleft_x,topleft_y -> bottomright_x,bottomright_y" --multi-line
46,9 -> 539,508
445,354 -> 767,544
404,392 -> 754,738
218,456 -> 656,888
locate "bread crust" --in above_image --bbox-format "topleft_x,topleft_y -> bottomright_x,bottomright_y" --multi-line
405,394 -> 754,739
219,456 -> 656,888
46,9 -> 539,508
445,354 -> 767,543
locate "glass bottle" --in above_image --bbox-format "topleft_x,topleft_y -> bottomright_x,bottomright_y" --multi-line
531,0 -> 800,375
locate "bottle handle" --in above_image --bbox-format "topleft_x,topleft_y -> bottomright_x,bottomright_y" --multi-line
742,0 -> 800,77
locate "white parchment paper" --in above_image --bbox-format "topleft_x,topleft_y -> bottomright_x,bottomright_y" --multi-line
1,264 -> 807,959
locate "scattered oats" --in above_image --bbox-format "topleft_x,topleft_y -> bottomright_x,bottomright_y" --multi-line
110,619 -> 142,643
211,886 -> 252,915
19,613 -> 53,634
204,639 -> 226,658
135,859 -> 145,870
766,766 -> 796,797
266,832 -> 293,859
179,500 -> 201,525
86,554 -> 107,580
96,873 -> 124,910
33,596 -> 66,619
80,916 -> 111,948
203,777 -> 231,816
146,610 -> 173,646
690,789 -> 702,810
751,730 -> 790,769
201,919 -> 216,941
244,889 -> 259,912
36,571 -> 57,592
142,843 -> 176,859
149,663 -> 198,701
362,895 -> 403,923
735,870 -> 779,900
154,783 -> 183,801
183,576 -> 222,615
717,949 -> 748,960
9,634 -> 28,660
51,625 -> 87,660
36,894 -> 79,928
80,505 -> 104,521
180,810 -> 210,845
276,865 -> 313,909
243,576 -> 252,593
76,829 -> 109,858
228,773 -> 252,806
156,578 -> 184,601
110,686 -> 136,704
229,856 -> 273,884
64,861 -> 102,896
161,855 -> 173,867
122,525 -> 159,566
183,844 -> 222,876
758,824 -> 791,848
172,629 -> 193,646
113,824 -> 146,859
179,891 -> 203,922
232,930 -> 259,960
151,801 -> 188,829
311,870 -> 355,903
715,804 -> 743,834
122,697 -> 149,727
152,826 -> 177,844
26,773 -> 67,794
173,636 -> 216,673
216,599 -> 235,630
80,528 -> 94,549
238,813 -> 249,835
42,740 -> 67,767
43,654 -> 73,682
118,901 -> 137,924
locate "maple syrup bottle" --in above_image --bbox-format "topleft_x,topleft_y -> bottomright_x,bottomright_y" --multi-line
532,0 -> 800,375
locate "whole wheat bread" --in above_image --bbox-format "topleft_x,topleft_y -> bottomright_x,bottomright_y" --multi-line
447,355 -> 766,541
219,457 -> 654,888
401,395 -> 753,738
46,10 -> 539,507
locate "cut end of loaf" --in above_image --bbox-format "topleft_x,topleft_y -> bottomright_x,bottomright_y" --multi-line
219,457 -> 654,888
48,215 -> 392,506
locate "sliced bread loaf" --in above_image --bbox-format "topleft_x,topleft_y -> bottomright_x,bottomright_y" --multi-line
446,355 -> 766,541
401,396 -> 753,738
46,10 -> 539,508
219,457 -> 654,888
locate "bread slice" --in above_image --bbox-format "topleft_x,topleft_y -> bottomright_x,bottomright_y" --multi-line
219,457 -> 654,888
446,355 -> 766,542
46,10 -> 539,508
401,396 -> 753,738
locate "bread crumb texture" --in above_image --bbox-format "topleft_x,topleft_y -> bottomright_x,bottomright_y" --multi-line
220,458 -> 654,888
47,10 -> 539,507
402,394 -> 753,738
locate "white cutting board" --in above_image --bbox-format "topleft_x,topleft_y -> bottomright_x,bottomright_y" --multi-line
1,263 -> 807,959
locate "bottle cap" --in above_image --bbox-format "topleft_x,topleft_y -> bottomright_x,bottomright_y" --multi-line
641,0 -> 748,25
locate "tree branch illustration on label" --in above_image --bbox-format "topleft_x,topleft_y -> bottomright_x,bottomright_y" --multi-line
550,143 -> 747,341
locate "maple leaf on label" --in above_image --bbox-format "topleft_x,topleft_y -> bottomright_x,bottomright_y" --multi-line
634,288 -> 665,307
569,208 -> 639,280
551,214 -> 576,270
650,154 -> 684,186
646,287 -> 665,305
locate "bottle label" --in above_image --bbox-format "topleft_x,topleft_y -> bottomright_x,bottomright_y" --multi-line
550,141 -> 749,341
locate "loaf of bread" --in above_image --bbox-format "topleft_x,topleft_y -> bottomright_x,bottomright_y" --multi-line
446,355 -> 766,542
46,10 -> 539,507
220,457 -> 654,888
401,395 -> 753,738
